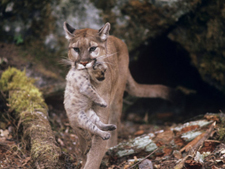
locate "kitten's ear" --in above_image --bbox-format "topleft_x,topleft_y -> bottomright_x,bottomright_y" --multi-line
98,22 -> 110,41
63,22 -> 75,40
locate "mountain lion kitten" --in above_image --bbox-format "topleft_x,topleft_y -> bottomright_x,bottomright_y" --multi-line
64,59 -> 116,155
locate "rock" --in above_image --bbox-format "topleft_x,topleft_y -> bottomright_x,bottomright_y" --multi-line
90,0 -> 200,51
139,159 -> 154,169
168,0 -> 225,93
107,133 -> 158,158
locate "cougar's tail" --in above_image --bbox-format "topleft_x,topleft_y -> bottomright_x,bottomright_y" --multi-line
125,70 -> 180,102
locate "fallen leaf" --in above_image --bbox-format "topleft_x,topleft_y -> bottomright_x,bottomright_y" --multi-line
174,137 -> 185,148
199,140 -> 220,153
134,130 -> 144,136
204,114 -> 220,122
154,130 -> 174,144
173,150 -> 182,159
163,147 -> 172,156
181,125 -> 199,133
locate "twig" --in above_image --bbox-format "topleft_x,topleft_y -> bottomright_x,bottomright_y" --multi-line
128,148 -> 158,169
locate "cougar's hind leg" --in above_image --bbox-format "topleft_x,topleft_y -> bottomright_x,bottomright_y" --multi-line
73,128 -> 88,167
76,128 -> 92,155
108,84 -> 126,147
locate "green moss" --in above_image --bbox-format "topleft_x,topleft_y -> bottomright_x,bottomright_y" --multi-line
0,67 -> 47,114
32,140 -> 59,161
0,67 -> 60,167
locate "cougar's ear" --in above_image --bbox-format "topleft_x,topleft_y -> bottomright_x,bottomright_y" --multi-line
98,22 -> 110,41
63,22 -> 75,40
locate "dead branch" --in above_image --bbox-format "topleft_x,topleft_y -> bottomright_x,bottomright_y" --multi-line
180,122 -> 216,154
175,122 -> 216,169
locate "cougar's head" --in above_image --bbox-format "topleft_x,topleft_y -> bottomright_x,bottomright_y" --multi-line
63,22 -> 110,70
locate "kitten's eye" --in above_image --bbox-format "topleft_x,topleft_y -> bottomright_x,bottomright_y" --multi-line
73,48 -> 79,53
89,46 -> 97,52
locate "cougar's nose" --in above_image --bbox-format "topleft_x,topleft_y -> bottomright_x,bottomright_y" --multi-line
80,61 -> 89,66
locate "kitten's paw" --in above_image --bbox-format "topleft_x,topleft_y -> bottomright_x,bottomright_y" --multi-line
99,102 -> 107,107
93,61 -> 107,81
96,71 -> 105,81
105,124 -> 117,131
101,132 -> 111,140
93,61 -> 107,71
96,100 -> 107,107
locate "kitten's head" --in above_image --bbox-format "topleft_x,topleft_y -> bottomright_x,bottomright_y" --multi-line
63,22 -> 110,70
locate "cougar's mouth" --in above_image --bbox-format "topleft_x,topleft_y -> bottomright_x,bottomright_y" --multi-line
97,77 -> 105,81
76,60 -> 95,69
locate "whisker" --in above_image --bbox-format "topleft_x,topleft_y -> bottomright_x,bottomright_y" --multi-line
61,58 -> 72,65
57,56 -> 74,67
98,52 -> 118,59
103,61 -> 115,66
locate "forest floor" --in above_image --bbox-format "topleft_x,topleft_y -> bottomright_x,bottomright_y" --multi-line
0,101 -> 225,169
1,43 -> 225,168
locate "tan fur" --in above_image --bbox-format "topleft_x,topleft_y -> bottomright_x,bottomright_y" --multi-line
64,22 -> 178,169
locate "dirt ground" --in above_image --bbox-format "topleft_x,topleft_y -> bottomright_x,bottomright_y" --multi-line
1,99 -> 225,169
1,43 -> 225,169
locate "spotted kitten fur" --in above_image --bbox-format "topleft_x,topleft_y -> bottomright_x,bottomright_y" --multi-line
64,61 -> 116,155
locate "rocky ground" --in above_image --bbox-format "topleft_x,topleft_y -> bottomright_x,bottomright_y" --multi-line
0,43 -> 225,169
1,101 -> 225,168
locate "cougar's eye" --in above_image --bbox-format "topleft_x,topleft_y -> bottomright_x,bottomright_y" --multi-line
89,46 -> 97,52
73,47 -> 79,53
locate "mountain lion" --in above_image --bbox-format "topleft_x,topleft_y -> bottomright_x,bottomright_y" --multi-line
63,22 -> 178,169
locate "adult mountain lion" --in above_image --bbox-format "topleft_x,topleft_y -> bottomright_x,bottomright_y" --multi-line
64,22 -> 178,169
